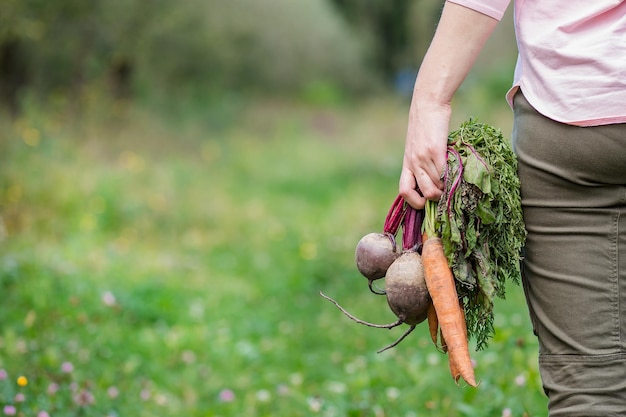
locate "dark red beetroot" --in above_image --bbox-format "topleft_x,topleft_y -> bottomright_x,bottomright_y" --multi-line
385,250 -> 430,326
355,195 -> 406,294
355,232 -> 400,281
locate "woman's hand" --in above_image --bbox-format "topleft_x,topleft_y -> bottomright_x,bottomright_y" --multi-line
399,100 -> 451,209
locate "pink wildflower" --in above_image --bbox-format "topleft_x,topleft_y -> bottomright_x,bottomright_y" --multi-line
73,389 -> 95,406
218,389 -> 235,402
140,388 -> 151,401
61,361 -> 74,373
101,291 -> 117,306
47,382 -> 59,395
107,386 -> 119,399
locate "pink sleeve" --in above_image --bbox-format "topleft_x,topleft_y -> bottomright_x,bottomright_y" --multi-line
446,0 -> 511,20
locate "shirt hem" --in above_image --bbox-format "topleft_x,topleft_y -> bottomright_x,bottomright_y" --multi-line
446,0 -> 510,21
506,84 -> 626,127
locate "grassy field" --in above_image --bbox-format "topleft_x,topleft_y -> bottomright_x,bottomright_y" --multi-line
0,95 -> 547,417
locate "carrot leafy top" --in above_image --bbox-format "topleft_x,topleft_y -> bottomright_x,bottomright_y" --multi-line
435,119 -> 526,350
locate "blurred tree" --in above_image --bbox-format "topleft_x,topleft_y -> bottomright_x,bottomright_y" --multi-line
329,0 -> 413,78
0,39 -> 29,114
137,0 -> 375,97
0,0 -> 378,111
0,0 -> 35,113
0,0 -> 451,113
0,0 -> 137,106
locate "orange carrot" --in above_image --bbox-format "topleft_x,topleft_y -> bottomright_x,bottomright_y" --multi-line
427,301 -> 450,353
422,235 -> 476,387
447,300 -> 469,383
427,301 -> 439,346
428,298 -> 457,380
448,352 -> 460,383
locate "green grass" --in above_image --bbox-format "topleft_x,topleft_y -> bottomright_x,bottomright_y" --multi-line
0,96 -> 547,416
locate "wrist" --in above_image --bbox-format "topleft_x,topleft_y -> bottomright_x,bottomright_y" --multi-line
409,94 -> 452,121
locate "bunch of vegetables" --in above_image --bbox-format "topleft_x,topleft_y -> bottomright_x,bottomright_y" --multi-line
321,119 -> 526,387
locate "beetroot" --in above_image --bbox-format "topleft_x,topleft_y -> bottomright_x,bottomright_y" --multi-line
355,232 -> 400,281
355,195 -> 406,294
385,250 -> 430,326
320,196 -> 429,353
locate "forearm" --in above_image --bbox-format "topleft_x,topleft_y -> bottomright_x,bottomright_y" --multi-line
412,2 -> 499,108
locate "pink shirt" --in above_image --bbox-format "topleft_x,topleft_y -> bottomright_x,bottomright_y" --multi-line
449,0 -> 626,126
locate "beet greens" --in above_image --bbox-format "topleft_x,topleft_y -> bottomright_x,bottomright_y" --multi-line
435,119 -> 526,350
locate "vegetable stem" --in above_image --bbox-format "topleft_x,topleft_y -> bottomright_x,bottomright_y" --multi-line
402,206 -> 423,251
423,199 -> 438,240
383,194 -> 407,235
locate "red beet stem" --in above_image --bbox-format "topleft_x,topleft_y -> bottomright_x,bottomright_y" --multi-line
402,206 -> 423,251
383,194 -> 407,235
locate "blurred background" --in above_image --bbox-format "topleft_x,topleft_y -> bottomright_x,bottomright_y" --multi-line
0,1 -> 547,416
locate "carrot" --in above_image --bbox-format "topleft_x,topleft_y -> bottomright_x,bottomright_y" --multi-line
427,301 -> 452,355
429,300 -> 461,382
422,234 -> 477,387
448,352 -> 460,383
446,300 -> 470,383
427,302 -> 451,355
429,301 -> 458,382
427,301 -> 439,346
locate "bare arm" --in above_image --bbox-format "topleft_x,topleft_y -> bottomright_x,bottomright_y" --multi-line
400,2 -> 499,209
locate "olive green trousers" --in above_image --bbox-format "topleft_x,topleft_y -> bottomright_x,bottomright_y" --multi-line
512,92 -> 626,416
